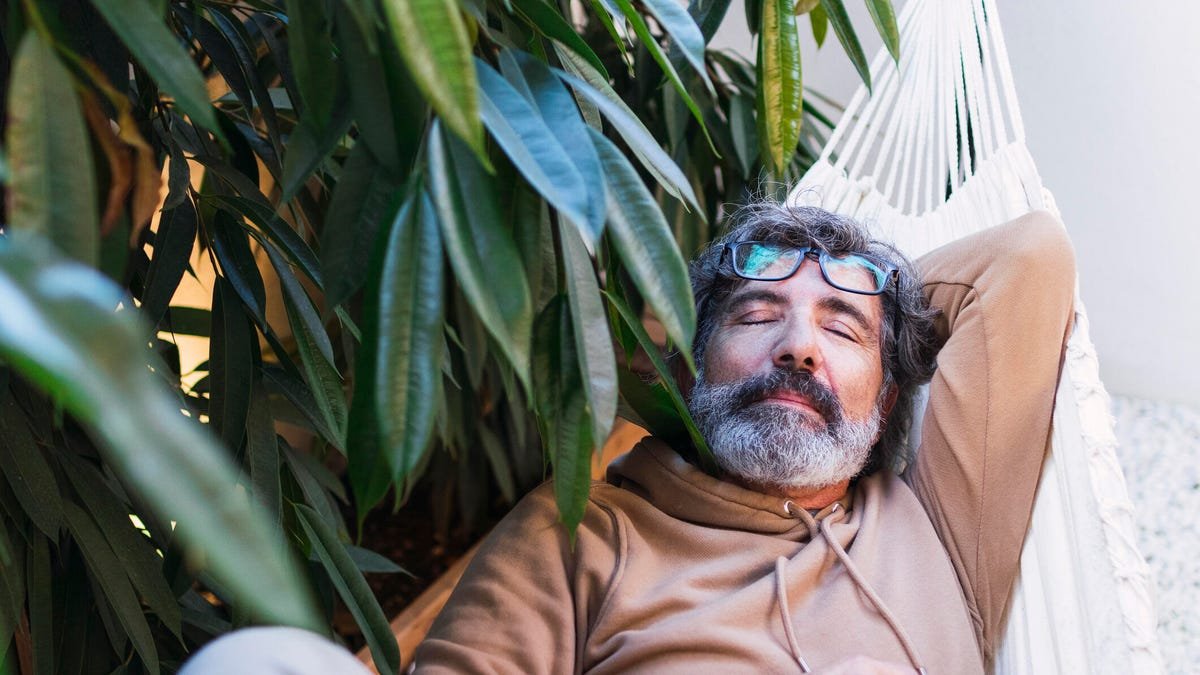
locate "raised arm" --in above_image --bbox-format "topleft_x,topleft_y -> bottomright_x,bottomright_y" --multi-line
413,484 -> 617,675
903,211 -> 1076,668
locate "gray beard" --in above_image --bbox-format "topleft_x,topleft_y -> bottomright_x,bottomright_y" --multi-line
688,374 -> 883,491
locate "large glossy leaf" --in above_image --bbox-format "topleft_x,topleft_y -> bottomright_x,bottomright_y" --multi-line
557,222 -> 617,450
819,0 -> 870,89
320,143 -> 402,308
374,189 -> 444,484
865,0 -> 900,63
500,50 -> 605,242
0,395 -> 62,539
641,0 -> 711,87
810,4 -> 829,46
729,93 -> 758,178
334,4 -> 404,172
6,33 -> 98,265
758,0 -> 803,173
588,129 -> 695,361
0,234 -> 320,632
509,0 -> 609,78
553,59 -> 702,215
245,380 -> 282,523
428,122 -> 533,390
610,0 -> 715,150
382,0 -> 483,156
210,209 -> 269,328
476,60 -> 590,230
62,501 -> 159,673
531,298 -> 593,537
93,0 -> 219,134
295,504 -> 401,675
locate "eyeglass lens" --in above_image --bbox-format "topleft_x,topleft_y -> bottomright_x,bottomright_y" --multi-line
733,243 -> 888,293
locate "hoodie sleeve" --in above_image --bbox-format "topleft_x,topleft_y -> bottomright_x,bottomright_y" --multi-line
903,211 -> 1076,670
413,482 -> 619,675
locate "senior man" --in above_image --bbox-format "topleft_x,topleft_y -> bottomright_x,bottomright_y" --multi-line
414,204 -> 1076,674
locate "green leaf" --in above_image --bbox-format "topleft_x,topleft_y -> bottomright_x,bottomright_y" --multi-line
604,291 -> 715,470
93,0 -> 220,135
60,456 -> 183,641
373,189 -> 444,484
245,380 -> 282,523
476,59 -> 590,231
286,0 -> 338,129
6,32 -> 98,265
0,234 -> 320,632
428,122 -> 533,390
553,60 -> 702,216
499,50 -> 605,242
334,4 -> 404,172
295,504 -> 401,675
345,544 -> 411,575
320,143 -> 402,308
279,103 -> 354,204
508,0 -> 609,79
142,199 -> 198,326
205,194 -> 324,289
729,93 -> 758,178
382,0 -> 483,157
163,306 -> 212,338
819,0 -> 871,89
210,209 -> 269,328
758,0 -> 804,173
62,502 -> 159,674
610,0 -> 716,151
531,298 -> 593,536
0,396 -> 62,539
210,276 -> 254,451
865,0 -> 900,63
478,425 -> 516,504
263,243 -> 347,448
588,129 -> 695,360
641,0 -> 711,87
810,4 -> 829,46
25,536 -> 53,675
557,222 -> 617,449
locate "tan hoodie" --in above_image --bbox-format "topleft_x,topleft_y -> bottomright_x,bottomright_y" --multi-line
415,211 -> 1076,674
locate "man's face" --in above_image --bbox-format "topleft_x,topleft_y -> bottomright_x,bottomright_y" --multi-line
688,257 -> 891,491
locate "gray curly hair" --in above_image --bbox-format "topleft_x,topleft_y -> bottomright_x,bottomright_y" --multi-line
686,202 -> 943,474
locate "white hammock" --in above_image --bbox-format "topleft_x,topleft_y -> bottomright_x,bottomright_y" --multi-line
786,0 -> 1162,672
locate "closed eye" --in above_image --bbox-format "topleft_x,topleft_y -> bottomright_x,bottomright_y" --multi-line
825,322 -> 859,342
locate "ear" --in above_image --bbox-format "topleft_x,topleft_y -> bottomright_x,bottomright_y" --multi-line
872,384 -> 900,445
881,384 -> 899,416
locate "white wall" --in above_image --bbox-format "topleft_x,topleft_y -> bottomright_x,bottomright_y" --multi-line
710,0 -> 1200,406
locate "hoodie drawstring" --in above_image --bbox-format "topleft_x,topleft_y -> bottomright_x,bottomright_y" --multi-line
776,502 -> 929,675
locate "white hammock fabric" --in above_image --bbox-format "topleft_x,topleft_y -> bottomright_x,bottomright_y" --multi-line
786,0 -> 1162,672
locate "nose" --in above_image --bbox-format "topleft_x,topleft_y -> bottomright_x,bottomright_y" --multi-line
772,316 -> 821,372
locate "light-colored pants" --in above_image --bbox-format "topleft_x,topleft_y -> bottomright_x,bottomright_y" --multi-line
180,627 -> 372,674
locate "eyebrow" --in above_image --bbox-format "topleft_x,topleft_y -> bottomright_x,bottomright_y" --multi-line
723,289 -> 789,318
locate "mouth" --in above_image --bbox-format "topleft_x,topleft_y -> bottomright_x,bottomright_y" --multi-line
756,391 -> 823,418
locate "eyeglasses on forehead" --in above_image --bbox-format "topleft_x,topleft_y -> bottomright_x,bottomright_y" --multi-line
721,241 -> 900,295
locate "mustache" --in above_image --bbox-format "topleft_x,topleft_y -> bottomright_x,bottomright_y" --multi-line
729,368 -> 843,425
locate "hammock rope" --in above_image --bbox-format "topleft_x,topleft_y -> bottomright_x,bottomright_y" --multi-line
788,0 -> 1162,671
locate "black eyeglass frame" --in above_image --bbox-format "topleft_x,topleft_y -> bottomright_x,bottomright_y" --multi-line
720,240 -> 904,334
721,241 -> 900,295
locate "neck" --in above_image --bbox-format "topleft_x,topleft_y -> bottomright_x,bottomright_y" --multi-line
729,476 -> 851,510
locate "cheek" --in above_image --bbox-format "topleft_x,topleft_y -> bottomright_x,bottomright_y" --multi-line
702,328 -> 773,384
